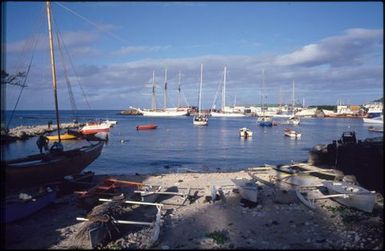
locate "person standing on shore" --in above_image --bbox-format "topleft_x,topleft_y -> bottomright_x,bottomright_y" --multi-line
36,134 -> 49,154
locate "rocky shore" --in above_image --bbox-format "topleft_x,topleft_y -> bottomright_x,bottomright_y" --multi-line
4,167 -> 383,249
1,123 -> 82,144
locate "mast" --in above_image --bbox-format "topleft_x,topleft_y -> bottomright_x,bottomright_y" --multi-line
164,68 -> 168,110
46,1 -> 61,142
177,72 -> 181,108
222,66 -> 226,112
292,80 -> 295,114
151,71 -> 156,110
198,64 -> 203,115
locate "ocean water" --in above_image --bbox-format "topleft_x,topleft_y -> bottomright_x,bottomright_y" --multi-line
2,110 -> 380,175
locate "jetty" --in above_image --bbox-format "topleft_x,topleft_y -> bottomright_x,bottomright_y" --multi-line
1,122 -> 83,144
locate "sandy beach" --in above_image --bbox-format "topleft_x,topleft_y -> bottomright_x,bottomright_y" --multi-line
3,165 -> 383,250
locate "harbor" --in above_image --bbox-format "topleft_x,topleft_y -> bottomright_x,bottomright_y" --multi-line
2,1 -> 383,250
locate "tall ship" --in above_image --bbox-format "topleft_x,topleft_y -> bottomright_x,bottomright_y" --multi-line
138,70 -> 189,117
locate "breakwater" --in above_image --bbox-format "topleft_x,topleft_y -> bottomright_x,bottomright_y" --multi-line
1,123 -> 83,144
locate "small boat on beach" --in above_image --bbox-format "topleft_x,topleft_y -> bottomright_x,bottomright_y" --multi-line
231,178 -> 258,203
239,127 -> 253,138
322,180 -> 376,213
136,124 -> 158,130
4,188 -> 57,223
284,128 -> 301,138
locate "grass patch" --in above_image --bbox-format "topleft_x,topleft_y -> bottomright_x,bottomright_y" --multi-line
206,230 -> 229,244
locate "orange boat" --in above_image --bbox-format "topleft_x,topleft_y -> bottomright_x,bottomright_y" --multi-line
136,124 -> 158,130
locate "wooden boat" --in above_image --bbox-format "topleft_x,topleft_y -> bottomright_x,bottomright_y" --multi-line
322,180 -> 376,213
75,178 -> 144,207
5,141 -> 103,190
4,2 -> 104,192
239,127 -> 253,138
4,188 -> 57,223
284,128 -> 301,138
231,178 -> 258,203
136,124 -> 158,130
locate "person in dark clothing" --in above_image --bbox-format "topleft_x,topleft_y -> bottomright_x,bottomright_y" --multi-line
36,134 -> 49,153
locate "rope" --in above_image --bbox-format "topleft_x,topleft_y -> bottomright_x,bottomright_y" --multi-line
55,2 -> 126,43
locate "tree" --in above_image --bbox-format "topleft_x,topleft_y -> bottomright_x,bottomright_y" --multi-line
1,70 -> 27,87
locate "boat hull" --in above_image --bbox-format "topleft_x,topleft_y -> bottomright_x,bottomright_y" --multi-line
232,178 -> 258,203
136,124 -> 158,130
4,141 -> 104,190
323,181 -> 376,213
4,190 -> 57,223
47,133 -> 77,140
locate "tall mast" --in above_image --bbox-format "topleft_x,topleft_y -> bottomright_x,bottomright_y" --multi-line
151,71 -> 156,110
177,71 -> 181,108
198,64 -> 203,115
292,80 -> 295,114
222,66 -> 226,111
164,68 -> 168,110
46,1 -> 61,142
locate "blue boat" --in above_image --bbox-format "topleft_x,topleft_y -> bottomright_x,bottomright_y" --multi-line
4,189 -> 57,224
257,116 -> 273,127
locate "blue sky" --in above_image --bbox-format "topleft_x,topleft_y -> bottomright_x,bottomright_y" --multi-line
2,1 -> 383,110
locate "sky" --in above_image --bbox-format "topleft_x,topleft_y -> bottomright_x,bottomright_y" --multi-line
2,1 -> 383,110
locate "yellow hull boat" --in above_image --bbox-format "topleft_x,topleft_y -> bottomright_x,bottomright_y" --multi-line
47,133 -> 77,140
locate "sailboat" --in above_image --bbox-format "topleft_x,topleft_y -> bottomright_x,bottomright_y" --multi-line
138,69 -> 188,117
287,80 -> 300,125
3,2 -> 104,191
193,64 -> 208,126
257,69 -> 273,126
210,66 -> 245,117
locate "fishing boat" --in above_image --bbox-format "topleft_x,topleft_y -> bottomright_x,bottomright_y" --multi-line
4,187 -> 57,223
322,180 -> 376,213
193,64 -> 208,126
231,178 -> 258,203
284,128 -> 301,138
239,127 -> 253,138
136,124 -> 158,130
4,2 -> 104,191
210,66 -> 245,117
80,121 -> 110,135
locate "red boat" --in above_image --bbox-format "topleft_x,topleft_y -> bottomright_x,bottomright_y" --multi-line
136,124 -> 158,130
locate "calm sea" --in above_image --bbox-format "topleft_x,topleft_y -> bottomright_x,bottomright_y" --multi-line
2,110 -> 380,175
